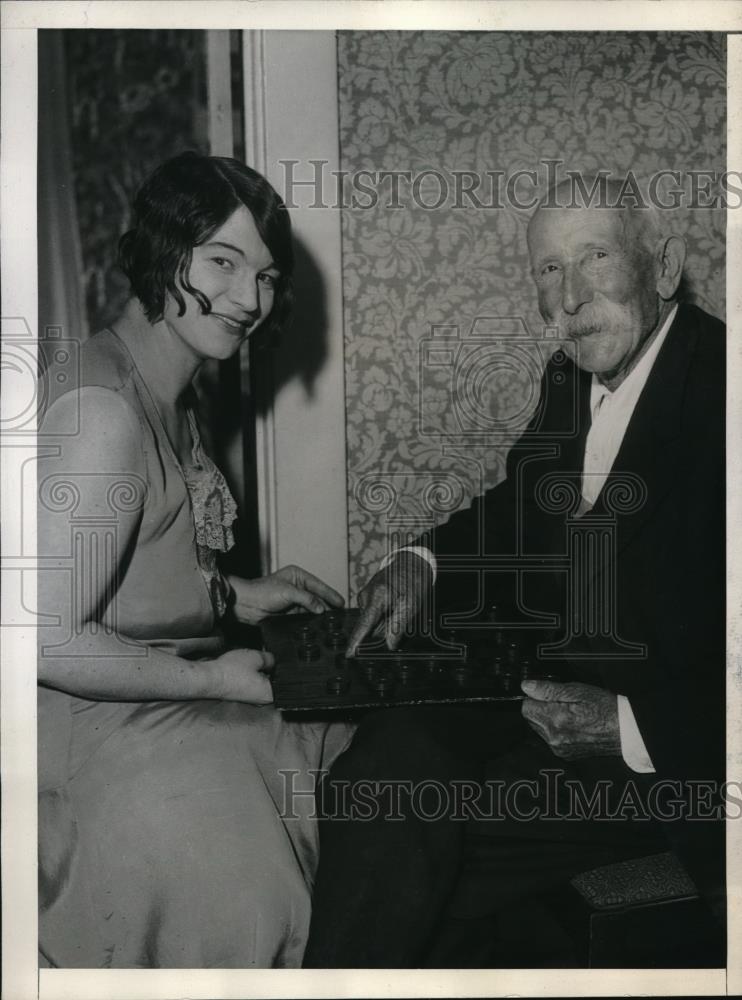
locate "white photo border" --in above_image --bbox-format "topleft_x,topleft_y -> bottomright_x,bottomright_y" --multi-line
2,3 -> 740,998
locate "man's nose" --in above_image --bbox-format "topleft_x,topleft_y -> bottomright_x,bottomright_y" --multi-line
561,264 -> 593,315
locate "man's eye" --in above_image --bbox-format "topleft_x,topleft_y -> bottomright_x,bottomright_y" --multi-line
258,272 -> 278,288
541,264 -> 560,275
592,251 -> 608,260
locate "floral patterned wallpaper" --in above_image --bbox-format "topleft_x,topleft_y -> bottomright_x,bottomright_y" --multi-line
337,31 -> 727,595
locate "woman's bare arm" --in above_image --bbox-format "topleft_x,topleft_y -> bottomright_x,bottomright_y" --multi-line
37,388 -> 272,703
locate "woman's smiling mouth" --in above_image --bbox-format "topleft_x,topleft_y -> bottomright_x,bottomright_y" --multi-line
211,312 -> 248,334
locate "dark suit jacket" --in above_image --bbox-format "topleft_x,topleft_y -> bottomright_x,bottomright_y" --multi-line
426,302 -> 726,900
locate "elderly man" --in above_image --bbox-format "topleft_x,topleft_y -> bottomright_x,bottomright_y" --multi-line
303,179 -> 725,967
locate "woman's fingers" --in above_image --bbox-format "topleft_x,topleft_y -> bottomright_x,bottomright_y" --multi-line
242,650 -> 274,703
277,582 -> 327,615
255,650 -> 275,673
276,565 -> 345,608
210,648 -> 276,703
249,673 -> 274,705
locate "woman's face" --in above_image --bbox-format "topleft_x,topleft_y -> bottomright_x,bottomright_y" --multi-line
162,205 -> 280,362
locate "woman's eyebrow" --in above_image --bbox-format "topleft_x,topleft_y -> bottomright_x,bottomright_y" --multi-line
204,240 -> 246,258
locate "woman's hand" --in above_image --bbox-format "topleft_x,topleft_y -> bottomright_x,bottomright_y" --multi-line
226,565 -> 345,625
208,648 -> 275,704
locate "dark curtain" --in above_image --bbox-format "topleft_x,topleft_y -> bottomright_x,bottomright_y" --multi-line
38,30 -> 88,367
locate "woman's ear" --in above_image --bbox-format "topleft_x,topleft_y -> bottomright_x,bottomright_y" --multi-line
655,234 -> 686,301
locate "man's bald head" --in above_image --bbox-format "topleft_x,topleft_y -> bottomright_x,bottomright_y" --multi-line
528,175 -> 664,259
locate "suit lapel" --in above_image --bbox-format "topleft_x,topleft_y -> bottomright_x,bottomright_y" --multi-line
585,304 -> 697,558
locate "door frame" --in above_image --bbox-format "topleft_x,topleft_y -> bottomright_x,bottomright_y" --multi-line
240,29 -> 349,599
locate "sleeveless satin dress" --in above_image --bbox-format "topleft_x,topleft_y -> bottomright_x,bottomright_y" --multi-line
38,327 -> 354,968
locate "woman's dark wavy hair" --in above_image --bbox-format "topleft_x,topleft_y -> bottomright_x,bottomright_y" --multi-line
118,151 -> 293,337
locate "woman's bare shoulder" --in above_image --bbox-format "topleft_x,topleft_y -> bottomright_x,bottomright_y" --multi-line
39,385 -> 145,476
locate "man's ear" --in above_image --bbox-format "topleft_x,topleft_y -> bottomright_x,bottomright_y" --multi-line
655,235 -> 686,300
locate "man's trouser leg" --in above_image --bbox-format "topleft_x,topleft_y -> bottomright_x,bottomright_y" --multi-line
303,704 -> 525,968
426,731 -> 668,966
304,705 -> 667,968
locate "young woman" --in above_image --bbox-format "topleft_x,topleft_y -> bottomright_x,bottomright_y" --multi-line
37,152 -> 354,968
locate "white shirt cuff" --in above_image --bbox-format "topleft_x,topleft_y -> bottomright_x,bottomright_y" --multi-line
617,694 -> 656,774
379,546 -> 437,583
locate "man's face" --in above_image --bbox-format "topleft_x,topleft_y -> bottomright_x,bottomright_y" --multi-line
527,206 -> 661,381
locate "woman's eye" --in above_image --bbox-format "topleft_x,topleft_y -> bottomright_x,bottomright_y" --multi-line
212,257 -> 233,270
258,272 -> 278,288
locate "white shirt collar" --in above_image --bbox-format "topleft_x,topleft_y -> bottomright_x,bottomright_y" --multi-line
590,303 -> 678,417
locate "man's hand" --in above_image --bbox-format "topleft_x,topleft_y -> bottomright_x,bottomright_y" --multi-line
521,679 -> 622,759
227,565 -> 344,626
347,551 -> 433,655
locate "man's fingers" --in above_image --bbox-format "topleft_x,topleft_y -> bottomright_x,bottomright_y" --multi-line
521,696 -> 543,723
346,619 -> 376,656
385,600 -> 412,650
521,679 -> 593,703
347,599 -> 386,655
521,697 -> 569,747
346,553 -> 422,654
522,696 -> 572,735
346,593 -> 372,655
521,680 -> 556,701
521,698 -> 551,740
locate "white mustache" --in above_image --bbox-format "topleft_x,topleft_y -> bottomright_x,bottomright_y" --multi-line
549,308 -> 620,340
566,323 -> 601,339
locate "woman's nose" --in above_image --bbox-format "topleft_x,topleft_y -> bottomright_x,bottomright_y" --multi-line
229,276 -> 261,319
562,264 -> 593,314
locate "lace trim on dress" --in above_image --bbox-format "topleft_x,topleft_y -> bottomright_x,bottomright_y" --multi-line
182,408 -> 238,618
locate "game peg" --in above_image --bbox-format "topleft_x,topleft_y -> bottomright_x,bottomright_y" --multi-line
297,641 -> 320,661
326,676 -> 350,695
